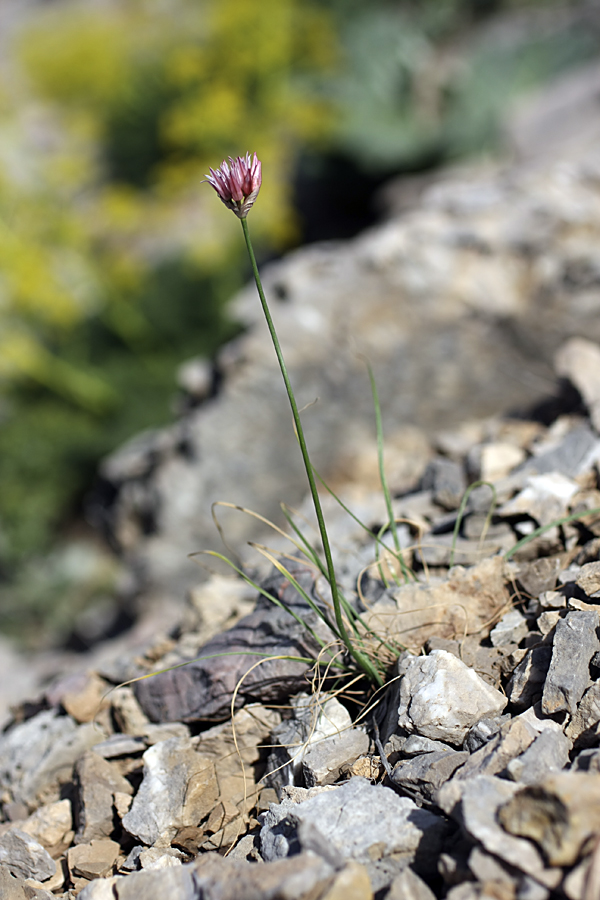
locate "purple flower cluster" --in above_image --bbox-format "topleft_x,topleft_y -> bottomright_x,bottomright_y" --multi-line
205,152 -> 262,218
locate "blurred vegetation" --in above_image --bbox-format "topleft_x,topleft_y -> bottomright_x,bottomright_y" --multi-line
0,0 -> 598,645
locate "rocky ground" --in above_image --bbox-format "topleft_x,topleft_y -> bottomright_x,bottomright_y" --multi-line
3,335 -> 600,899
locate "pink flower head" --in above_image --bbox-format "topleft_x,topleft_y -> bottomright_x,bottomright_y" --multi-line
204,152 -> 262,218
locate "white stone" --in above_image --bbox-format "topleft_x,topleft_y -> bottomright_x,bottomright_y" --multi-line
396,650 -> 507,746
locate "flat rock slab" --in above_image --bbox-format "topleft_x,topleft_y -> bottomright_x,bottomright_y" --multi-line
260,776 -> 446,868
360,557 -> 510,655
396,650 -> 507,746
542,610 -> 600,715
122,736 -> 218,845
67,839 -> 120,880
135,563 -> 331,723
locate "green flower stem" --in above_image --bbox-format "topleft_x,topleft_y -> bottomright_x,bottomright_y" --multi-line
240,217 -> 382,687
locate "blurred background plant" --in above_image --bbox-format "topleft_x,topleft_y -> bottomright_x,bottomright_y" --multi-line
0,0 -> 598,648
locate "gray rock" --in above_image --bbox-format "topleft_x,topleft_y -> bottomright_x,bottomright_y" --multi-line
0,864 -> 55,900
92,734 -> 146,759
497,771 -> 600,868
266,693 -> 355,791
396,650 -> 507,746
138,847 -> 184,870
570,747 -> 600,772
541,610 -> 600,715
499,472 -> 579,528
490,609 -> 529,647
565,680 -> 600,747
190,852 -> 334,900
509,423 -> 600,486
463,715 -> 511,753
416,533 -> 507,567
516,557 -> 562,599
73,751 -> 133,843
79,852 -> 335,900
392,750 -> 468,802
453,717 -> 535,781
507,644 -> 553,711
122,736 -> 219,845
301,728 -> 370,787
260,777 -> 446,868
77,865 -> 196,900
575,560 -> 600,598
0,829 -> 55,882
506,730 -> 572,784
0,710 -> 104,806
420,457 -> 466,510
387,866 -> 437,900
436,775 -> 557,888
402,735 -> 455,757
467,846 -> 518,886
555,337 -> 600,433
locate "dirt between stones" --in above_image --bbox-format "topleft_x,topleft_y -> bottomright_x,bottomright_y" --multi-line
3,337 -> 600,899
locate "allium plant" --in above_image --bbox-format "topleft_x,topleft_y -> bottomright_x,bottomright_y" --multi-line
205,154 -> 382,686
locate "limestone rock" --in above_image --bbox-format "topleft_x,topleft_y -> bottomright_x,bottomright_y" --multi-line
361,557 -> 510,657
507,645 -> 553,711
319,862 -> 373,900
73,751 -> 134,844
392,750 -> 468,802
498,772 -> 600,867
396,650 -> 507,746
453,718 -> 535,781
505,730 -> 571,784
541,610 -> 600,715
386,867 -> 437,900
490,609 -> 529,648
260,777 -> 446,869
302,728 -> 370,787
555,337 -> 600,433
0,864 -> 55,900
67,839 -> 120,880
17,799 -> 73,854
0,829 -> 55,882
437,775 -> 557,887
122,736 -> 218,845
565,681 -> 600,747
92,144 -> 600,608
0,710 -> 105,806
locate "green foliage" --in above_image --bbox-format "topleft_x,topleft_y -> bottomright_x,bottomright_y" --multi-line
0,0 -> 336,575
326,0 -> 599,170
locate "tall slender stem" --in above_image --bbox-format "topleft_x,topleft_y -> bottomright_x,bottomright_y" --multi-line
240,217 -> 382,686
